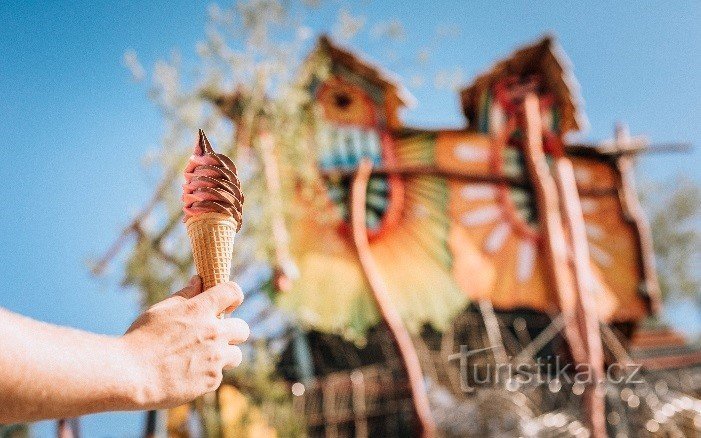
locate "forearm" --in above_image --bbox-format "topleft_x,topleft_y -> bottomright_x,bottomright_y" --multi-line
0,279 -> 248,422
0,308 -> 144,423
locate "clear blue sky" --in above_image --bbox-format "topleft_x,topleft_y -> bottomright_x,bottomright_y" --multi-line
0,1 -> 699,436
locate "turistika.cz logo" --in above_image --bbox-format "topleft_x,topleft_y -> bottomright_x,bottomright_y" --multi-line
447,345 -> 643,393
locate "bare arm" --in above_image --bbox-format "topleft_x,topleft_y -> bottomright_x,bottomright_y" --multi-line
0,276 -> 249,423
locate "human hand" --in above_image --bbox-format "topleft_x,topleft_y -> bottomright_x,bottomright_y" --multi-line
120,276 -> 249,409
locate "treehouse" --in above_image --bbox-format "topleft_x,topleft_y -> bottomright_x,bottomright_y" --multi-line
156,35 -> 701,437
456,35 -> 660,326
279,36 -> 660,339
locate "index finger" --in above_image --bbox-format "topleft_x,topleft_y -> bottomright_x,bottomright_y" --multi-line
194,281 -> 244,314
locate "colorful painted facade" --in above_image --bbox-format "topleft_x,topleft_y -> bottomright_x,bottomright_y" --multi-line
281,36 -> 659,339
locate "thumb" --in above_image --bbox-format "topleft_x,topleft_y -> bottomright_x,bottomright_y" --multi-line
175,275 -> 203,299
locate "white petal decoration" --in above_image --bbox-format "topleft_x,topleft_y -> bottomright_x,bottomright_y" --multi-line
580,199 -> 598,214
585,223 -> 605,241
516,240 -> 537,283
484,222 -> 511,254
454,142 -> 490,162
589,243 -> 613,268
461,205 -> 502,226
574,168 -> 592,184
460,184 -> 497,201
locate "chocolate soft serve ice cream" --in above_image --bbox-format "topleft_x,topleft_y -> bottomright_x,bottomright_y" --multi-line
183,130 -> 244,291
183,129 -> 244,230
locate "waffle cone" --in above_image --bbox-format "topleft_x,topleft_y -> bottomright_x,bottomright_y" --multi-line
186,212 -> 238,290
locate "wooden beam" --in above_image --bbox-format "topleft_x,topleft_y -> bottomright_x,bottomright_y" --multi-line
552,157 -> 608,438
477,300 -> 509,365
566,142 -> 691,158
520,95 -> 586,363
523,95 -> 608,437
321,164 -> 530,188
320,162 -> 622,201
56,418 -> 78,438
615,154 -> 661,314
144,410 -> 158,438
350,159 -> 436,437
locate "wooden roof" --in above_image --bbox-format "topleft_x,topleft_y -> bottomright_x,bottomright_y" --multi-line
460,35 -> 586,134
301,35 -> 416,108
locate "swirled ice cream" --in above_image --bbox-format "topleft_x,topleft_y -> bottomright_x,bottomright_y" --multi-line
182,130 -> 243,230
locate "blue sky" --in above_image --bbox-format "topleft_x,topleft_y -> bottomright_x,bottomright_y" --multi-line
0,1 -> 699,436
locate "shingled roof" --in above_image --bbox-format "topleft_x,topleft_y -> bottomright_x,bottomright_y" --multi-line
301,35 -> 416,108
460,35 -> 586,134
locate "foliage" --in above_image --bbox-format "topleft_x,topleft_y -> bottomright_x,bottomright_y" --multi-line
120,2 -> 314,305
642,177 -> 701,303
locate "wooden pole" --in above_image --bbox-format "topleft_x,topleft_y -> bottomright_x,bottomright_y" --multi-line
612,124 -> 661,314
350,159 -> 436,437
56,418 -> 79,438
522,94 -> 606,437
520,95 -> 587,364
144,410 -> 158,438
552,158 -> 607,438
477,300 -> 509,365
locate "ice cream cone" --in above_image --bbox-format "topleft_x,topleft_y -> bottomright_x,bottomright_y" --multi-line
186,212 -> 239,290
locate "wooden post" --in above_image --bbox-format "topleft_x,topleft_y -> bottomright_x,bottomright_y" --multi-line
144,410 -> 158,438
522,95 -> 606,437
57,418 -> 79,438
477,299 -> 509,365
350,159 -> 436,437
520,95 -> 587,364
552,158 -> 607,438
612,124 -> 661,314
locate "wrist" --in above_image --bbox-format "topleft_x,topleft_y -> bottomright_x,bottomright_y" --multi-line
112,334 -> 159,410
